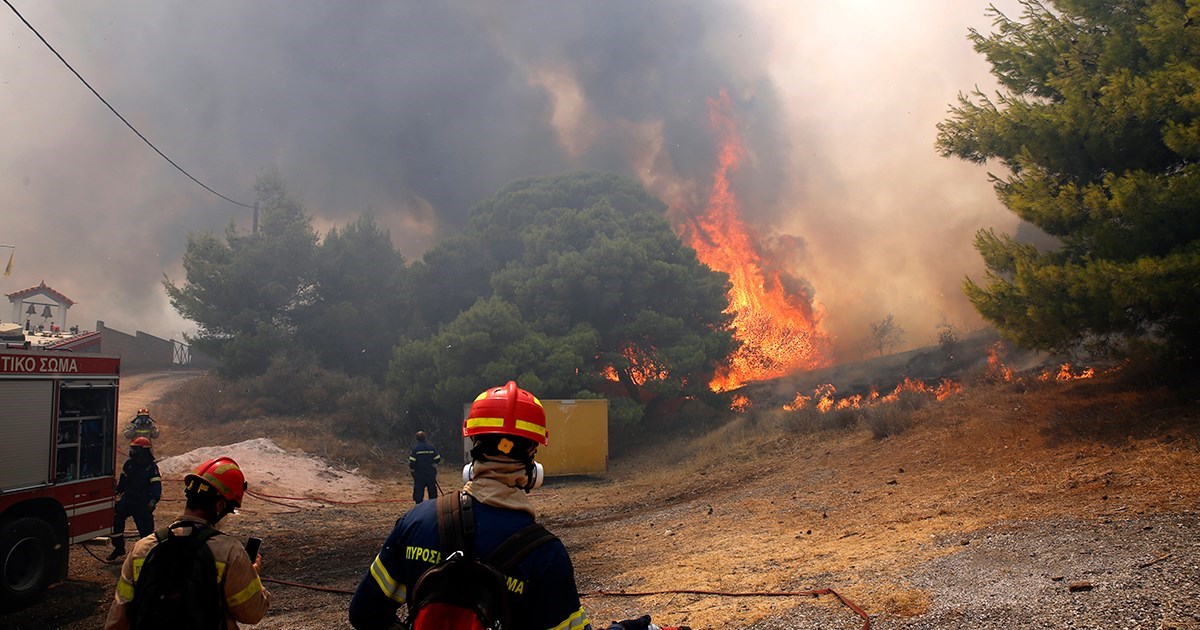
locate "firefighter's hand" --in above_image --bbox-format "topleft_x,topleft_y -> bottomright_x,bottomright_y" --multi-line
252,554 -> 263,575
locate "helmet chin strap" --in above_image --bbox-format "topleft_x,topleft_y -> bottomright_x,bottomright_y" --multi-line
462,460 -> 544,492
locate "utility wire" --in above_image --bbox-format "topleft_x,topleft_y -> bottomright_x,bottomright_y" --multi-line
3,0 -> 254,209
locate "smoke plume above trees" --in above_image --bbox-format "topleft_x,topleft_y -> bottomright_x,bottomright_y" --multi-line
2,1 -> 1018,357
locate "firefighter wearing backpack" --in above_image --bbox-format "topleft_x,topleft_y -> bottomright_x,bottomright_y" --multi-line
409,430 -> 442,504
104,456 -> 271,630
349,380 -> 592,630
106,437 -> 162,562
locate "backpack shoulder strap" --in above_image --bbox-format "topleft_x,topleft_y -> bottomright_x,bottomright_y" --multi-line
435,492 -> 467,555
162,521 -> 220,541
485,523 -> 558,574
192,526 -> 221,544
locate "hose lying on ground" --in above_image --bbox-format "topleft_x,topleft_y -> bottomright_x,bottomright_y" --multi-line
254,578 -> 870,629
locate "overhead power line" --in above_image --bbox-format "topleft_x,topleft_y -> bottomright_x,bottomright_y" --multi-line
3,0 -> 253,209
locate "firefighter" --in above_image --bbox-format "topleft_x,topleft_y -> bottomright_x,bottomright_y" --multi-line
408,430 -> 441,504
348,381 -> 592,630
106,437 -> 161,561
104,456 -> 270,629
123,407 -> 160,442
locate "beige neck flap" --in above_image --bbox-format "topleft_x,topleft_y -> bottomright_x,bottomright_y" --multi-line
462,459 -> 537,519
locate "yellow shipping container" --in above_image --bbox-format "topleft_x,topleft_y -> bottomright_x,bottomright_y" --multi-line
461,398 -> 608,476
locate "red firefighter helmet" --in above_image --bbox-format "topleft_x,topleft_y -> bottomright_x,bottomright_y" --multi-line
184,456 -> 247,507
130,437 -> 152,448
463,381 -> 548,446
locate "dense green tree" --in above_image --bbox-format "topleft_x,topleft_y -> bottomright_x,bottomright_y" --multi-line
165,173 -> 318,375
390,297 -> 599,416
294,214 -> 410,379
938,0 -> 1200,357
396,172 -> 736,423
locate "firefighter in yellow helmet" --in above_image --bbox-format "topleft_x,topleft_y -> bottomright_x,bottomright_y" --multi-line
123,407 -> 160,442
349,381 -> 591,630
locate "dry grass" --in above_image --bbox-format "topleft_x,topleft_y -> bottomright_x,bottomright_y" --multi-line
139,367 -> 1200,628
556,372 -> 1200,626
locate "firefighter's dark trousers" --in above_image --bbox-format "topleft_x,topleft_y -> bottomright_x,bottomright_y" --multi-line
412,475 -> 437,504
111,498 -> 155,552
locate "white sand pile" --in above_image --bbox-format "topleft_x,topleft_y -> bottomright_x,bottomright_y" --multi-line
158,438 -> 378,502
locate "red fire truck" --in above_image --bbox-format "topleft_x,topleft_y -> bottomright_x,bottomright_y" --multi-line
0,347 -> 120,611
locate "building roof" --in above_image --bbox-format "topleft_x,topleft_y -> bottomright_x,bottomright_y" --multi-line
5,280 -> 76,306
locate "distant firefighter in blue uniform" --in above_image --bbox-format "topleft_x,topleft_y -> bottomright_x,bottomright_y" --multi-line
408,430 -> 441,504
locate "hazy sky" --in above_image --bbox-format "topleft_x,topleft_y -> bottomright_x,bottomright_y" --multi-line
1,1 -> 1021,357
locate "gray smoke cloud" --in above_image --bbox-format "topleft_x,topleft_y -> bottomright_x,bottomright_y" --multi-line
1,0 -> 1020,362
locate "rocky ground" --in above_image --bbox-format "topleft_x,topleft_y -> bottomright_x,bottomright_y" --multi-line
2,373 -> 1198,629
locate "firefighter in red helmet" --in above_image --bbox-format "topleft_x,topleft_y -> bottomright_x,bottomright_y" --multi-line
104,456 -> 270,630
106,437 -> 161,562
349,381 -> 592,630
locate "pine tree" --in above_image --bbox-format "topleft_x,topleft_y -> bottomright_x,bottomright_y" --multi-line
938,0 -> 1200,358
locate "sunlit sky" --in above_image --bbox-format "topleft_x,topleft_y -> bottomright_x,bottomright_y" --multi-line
1,1 -> 1021,358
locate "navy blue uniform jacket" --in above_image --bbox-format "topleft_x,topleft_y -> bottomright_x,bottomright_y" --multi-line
348,495 -> 591,630
408,442 -> 441,479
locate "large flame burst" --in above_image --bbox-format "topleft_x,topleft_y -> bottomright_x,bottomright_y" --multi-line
676,91 -> 831,391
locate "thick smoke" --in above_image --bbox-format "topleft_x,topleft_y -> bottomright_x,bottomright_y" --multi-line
1,0 -> 1018,359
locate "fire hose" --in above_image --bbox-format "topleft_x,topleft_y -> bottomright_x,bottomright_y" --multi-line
101,475 -> 867,625
581,587 -> 869,630
253,578 -> 869,629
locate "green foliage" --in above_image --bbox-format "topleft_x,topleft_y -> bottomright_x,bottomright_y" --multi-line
167,171 -> 735,437
396,172 -> 736,425
939,1 -> 1200,358
295,213 -> 410,379
165,172 -> 318,376
167,175 -> 413,380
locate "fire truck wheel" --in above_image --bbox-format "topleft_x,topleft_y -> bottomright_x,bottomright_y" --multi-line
0,517 -> 57,612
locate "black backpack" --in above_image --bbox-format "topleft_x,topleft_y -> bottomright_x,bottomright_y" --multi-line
129,522 -> 224,630
406,492 -> 557,630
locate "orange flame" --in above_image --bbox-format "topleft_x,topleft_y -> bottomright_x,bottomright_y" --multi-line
1038,363 -> 1096,381
785,377 -> 963,413
602,344 -> 669,386
984,342 -> 1014,383
678,91 -> 830,392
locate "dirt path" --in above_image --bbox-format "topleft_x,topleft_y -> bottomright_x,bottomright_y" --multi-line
117,370 -> 205,426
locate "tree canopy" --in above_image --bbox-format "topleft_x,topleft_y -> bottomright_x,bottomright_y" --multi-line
395,172 -> 736,424
937,0 -> 1200,357
165,173 -> 411,378
167,171 -> 737,430
165,173 -> 319,375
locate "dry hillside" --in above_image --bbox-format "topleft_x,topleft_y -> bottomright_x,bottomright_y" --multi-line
3,369 -> 1199,629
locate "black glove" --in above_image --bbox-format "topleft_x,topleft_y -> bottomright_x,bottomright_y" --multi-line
608,615 -> 652,630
